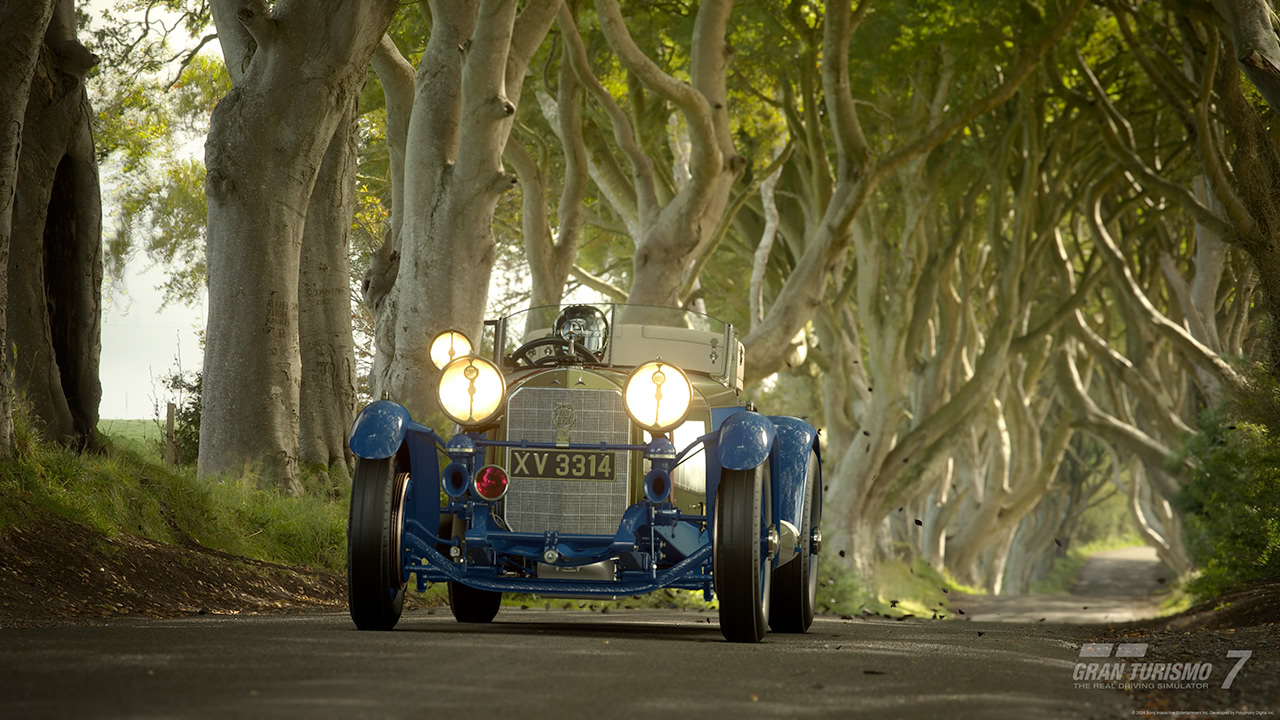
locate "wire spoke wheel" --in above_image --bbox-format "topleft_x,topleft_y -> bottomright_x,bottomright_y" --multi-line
715,462 -> 772,643
347,457 -> 406,631
770,449 -> 821,633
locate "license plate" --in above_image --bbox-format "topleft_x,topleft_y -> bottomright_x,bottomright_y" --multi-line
509,449 -> 615,481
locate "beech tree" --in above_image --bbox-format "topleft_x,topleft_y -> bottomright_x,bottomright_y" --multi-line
0,0 -> 57,457
199,0 -> 398,489
367,0 -> 560,418
4,0 -> 104,451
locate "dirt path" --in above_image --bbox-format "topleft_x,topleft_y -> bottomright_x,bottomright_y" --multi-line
961,546 -> 1170,624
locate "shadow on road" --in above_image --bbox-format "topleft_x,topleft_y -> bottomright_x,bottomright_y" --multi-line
398,610 -> 728,642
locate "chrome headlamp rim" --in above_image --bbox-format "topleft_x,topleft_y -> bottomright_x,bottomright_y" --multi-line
623,359 -> 693,434
437,354 -> 506,427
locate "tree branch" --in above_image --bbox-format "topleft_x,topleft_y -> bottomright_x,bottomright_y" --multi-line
1213,0 -> 1280,118
209,0 -> 259,85
559,4 -> 657,223
1087,183 -> 1250,395
1193,29 -> 1259,240
571,264 -> 628,301
371,33 -> 415,245
594,0 -> 720,179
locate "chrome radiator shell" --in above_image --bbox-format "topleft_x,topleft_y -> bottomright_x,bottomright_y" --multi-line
502,384 -> 632,535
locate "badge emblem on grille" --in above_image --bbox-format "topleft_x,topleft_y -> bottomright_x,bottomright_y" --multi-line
552,402 -> 576,442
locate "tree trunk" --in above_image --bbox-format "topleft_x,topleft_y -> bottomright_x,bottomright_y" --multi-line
0,0 -> 57,457
6,0 -> 102,450
298,100 -> 358,477
372,0 -> 559,418
200,1 -> 396,490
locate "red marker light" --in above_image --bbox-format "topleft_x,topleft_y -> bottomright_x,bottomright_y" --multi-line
472,465 -> 509,501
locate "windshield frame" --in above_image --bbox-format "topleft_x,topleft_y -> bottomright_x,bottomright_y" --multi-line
494,303 -> 737,386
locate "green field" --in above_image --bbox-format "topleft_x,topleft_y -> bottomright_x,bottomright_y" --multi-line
98,418 -> 164,459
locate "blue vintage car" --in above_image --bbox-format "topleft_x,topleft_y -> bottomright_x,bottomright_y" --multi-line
345,303 -> 822,642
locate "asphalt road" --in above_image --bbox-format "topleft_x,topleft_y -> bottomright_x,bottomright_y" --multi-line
0,609 -> 1130,719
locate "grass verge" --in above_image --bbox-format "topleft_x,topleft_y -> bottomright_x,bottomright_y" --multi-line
816,555 -> 985,618
0,411 -> 349,573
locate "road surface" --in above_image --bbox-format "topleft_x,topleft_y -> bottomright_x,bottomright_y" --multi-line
964,546 -> 1168,624
0,609 -> 1128,719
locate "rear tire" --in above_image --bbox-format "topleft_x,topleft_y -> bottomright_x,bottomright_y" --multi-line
347,457 -> 406,630
448,581 -> 502,623
770,450 -> 820,632
715,463 -> 772,643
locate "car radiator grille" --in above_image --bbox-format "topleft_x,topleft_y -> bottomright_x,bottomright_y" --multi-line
503,387 -> 631,535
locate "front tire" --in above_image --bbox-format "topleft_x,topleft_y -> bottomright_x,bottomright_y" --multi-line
770,450 -> 821,632
448,581 -> 502,623
347,457 -> 406,630
715,463 -> 772,643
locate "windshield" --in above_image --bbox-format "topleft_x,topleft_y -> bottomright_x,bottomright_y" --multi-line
497,303 -> 728,367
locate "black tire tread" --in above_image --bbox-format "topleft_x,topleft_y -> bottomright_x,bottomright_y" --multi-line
347,457 -> 405,631
716,465 -> 769,643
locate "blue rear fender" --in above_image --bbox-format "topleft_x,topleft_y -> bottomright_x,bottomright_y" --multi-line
768,416 -> 819,551
715,410 -> 776,471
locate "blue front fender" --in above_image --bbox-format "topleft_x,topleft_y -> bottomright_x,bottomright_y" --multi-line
349,400 -> 413,459
715,410 -> 776,471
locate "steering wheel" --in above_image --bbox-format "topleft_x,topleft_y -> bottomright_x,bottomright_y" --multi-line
507,336 -> 598,368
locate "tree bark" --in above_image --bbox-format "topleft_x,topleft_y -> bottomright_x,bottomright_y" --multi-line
200,0 -> 397,490
0,0 -> 57,456
298,100 -> 358,477
372,0 -> 559,418
6,0 -> 102,450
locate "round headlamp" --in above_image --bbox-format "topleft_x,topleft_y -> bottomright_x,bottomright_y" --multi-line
438,355 -> 506,427
623,360 -> 692,433
429,330 -> 473,370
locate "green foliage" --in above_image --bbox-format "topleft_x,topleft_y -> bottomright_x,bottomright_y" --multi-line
1178,412 -> 1280,599
818,556 -> 979,618
89,7 -> 229,308
157,368 -> 202,466
0,404 -> 348,572
114,157 -> 209,306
